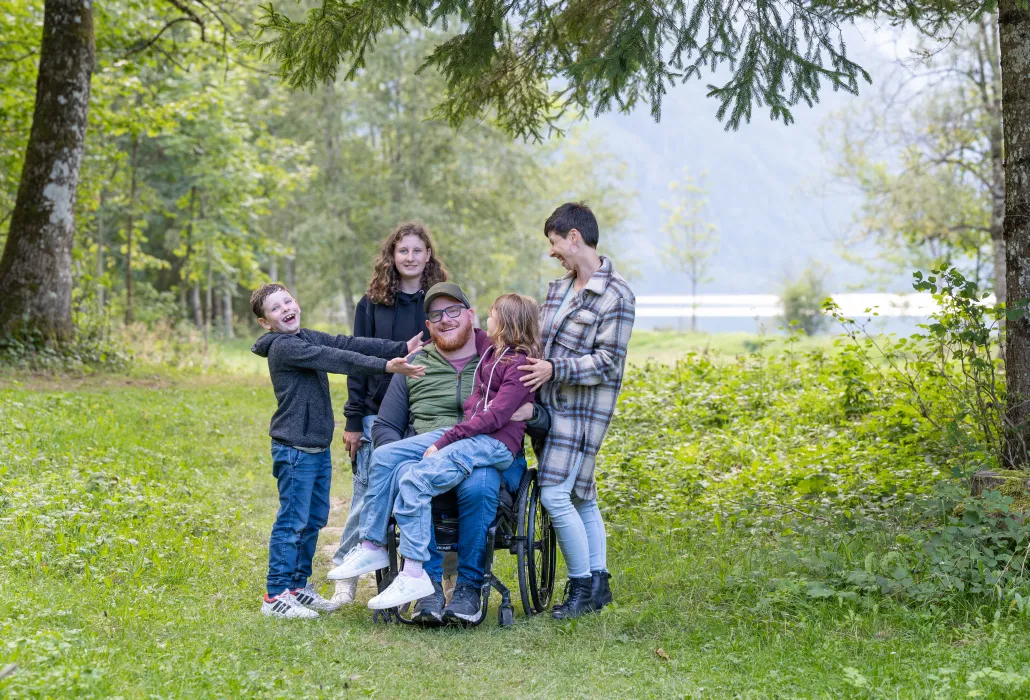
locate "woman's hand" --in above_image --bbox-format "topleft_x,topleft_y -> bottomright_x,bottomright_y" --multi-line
386,356 -> 425,377
517,358 -> 553,391
406,333 -> 424,356
342,430 -> 363,461
423,444 -> 438,458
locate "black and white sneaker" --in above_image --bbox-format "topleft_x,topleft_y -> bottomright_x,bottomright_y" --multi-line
293,585 -> 342,613
261,589 -> 319,619
443,584 -> 483,624
412,580 -> 445,624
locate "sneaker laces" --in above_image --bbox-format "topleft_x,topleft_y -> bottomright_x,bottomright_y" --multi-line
451,584 -> 479,608
279,589 -> 306,609
297,586 -> 325,603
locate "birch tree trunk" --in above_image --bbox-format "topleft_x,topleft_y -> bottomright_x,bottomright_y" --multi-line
0,0 -> 94,343
1000,0 -> 1030,466
124,133 -> 138,325
222,277 -> 234,340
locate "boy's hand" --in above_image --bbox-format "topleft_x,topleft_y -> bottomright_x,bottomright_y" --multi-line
423,445 -> 438,458
386,356 -> 425,378
406,334 -> 425,356
343,430 -> 363,461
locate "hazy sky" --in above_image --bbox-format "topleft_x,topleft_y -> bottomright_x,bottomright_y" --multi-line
591,22 -> 923,296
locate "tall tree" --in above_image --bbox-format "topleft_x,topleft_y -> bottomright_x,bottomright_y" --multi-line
998,0 -> 1030,465
661,169 -> 719,332
0,0 -> 94,343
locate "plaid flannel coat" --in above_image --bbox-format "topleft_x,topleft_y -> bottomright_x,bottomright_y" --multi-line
536,256 -> 635,500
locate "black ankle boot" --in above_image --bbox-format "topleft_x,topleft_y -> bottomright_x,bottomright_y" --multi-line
591,570 -> 612,608
551,576 -> 596,620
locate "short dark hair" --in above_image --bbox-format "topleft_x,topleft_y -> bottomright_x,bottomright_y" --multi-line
544,202 -> 599,248
250,283 -> 291,319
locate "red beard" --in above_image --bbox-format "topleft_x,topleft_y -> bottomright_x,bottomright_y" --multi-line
431,323 -> 473,351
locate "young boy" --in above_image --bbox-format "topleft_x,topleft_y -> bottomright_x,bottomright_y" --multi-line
249,283 -> 424,618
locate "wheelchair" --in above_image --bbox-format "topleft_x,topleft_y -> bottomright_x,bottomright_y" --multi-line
374,464 -> 557,627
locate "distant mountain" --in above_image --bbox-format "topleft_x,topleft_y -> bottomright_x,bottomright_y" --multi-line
593,23 -> 918,297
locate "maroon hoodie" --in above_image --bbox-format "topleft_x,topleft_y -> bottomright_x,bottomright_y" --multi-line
432,330 -> 535,457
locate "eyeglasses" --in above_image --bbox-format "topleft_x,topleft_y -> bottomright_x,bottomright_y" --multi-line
427,304 -> 466,323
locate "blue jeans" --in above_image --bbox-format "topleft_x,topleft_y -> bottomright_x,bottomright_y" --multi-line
360,430 -> 521,585
267,440 -> 332,595
395,435 -> 512,566
331,414 -> 376,567
539,452 -> 607,579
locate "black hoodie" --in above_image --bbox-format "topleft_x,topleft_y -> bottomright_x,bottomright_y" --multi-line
252,328 -> 406,450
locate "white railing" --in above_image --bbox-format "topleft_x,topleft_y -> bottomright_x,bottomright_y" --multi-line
635,293 -> 991,318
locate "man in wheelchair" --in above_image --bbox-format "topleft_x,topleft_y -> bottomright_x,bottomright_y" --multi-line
329,283 -> 547,624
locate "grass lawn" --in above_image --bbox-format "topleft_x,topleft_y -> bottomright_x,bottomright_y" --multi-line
4,363 -> 1030,698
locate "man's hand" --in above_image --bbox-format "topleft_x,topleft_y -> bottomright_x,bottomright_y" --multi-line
342,430 -> 363,461
517,357 -> 553,391
511,402 -> 534,422
423,444 -> 438,458
386,355 -> 425,377
406,333 -> 424,356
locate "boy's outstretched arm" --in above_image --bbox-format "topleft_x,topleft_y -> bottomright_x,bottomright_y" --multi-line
271,334 -> 392,377
306,328 -> 408,360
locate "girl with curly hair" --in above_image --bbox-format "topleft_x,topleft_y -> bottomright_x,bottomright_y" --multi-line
330,222 -> 448,605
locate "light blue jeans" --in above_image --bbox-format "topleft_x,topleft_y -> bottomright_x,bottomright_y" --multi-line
538,452 -> 607,579
394,435 -> 512,565
331,414 -> 376,567
360,429 -> 513,585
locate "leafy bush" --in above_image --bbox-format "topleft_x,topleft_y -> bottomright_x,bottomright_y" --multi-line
780,265 -> 829,335
599,267 -> 1030,606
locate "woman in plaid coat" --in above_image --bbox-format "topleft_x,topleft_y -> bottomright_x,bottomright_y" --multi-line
519,203 -> 635,620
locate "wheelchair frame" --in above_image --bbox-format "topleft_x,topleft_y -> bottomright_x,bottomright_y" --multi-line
374,468 -> 557,627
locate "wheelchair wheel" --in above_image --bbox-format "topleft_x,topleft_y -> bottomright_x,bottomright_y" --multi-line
516,469 -> 557,615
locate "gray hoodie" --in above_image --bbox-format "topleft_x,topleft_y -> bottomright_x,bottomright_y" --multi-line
252,329 -> 406,450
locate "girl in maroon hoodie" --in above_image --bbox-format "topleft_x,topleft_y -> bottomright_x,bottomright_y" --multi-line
367,293 -> 541,610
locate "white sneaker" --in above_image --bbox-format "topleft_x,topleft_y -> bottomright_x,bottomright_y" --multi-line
368,571 -> 435,610
327,545 -> 389,580
293,585 -> 342,612
261,589 -> 319,619
330,577 -> 359,606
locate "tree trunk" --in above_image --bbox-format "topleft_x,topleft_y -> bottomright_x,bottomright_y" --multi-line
222,276 -> 234,340
191,283 -> 203,329
95,187 -> 106,314
269,258 -> 278,283
205,245 -> 213,346
991,110 -> 1007,305
0,0 -> 94,344
285,255 -> 296,292
690,272 -> 698,333
124,133 -> 138,325
340,264 -> 357,333
1000,0 -> 1030,467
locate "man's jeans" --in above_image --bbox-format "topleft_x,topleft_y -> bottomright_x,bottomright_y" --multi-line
394,435 -> 512,570
267,440 -> 332,596
331,414 -> 376,567
360,430 -> 522,586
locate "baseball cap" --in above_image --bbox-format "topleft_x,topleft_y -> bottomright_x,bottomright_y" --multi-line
424,282 -> 471,312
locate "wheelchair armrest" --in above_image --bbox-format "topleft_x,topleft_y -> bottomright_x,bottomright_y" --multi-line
525,402 -> 550,440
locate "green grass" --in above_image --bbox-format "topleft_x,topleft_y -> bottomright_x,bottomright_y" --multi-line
4,360 -> 1030,698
